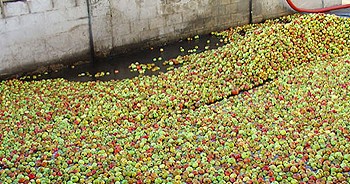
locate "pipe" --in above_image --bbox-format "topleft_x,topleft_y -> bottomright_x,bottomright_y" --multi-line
286,0 -> 350,13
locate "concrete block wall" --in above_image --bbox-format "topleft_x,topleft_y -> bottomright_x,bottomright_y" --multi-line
0,0 -> 90,76
93,0 -> 343,55
92,0 -> 255,55
253,0 -> 290,23
251,0 -> 342,23
0,0 -> 342,77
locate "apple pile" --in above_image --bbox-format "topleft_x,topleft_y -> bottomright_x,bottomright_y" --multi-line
0,13 -> 349,183
180,56 -> 350,183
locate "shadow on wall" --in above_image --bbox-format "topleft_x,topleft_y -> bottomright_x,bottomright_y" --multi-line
103,0 -> 202,54
252,0 -> 291,23
104,0 -> 253,55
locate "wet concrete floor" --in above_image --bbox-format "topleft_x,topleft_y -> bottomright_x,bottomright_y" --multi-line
19,34 -> 227,82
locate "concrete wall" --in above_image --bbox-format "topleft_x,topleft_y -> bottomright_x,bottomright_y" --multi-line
292,0 -> 342,9
0,0 -> 341,77
91,0 -> 256,55
253,0 -> 343,23
0,0 -> 90,76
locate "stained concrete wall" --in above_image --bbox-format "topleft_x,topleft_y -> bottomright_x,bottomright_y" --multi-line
0,0 -> 90,77
0,0 -> 342,77
92,0 -> 252,55
292,0 -> 342,9
253,0 -> 343,23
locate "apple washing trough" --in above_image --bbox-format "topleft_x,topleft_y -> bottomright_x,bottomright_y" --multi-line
0,14 -> 350,183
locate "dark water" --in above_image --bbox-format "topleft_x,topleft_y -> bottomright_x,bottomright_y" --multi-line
20,34 -> 227,82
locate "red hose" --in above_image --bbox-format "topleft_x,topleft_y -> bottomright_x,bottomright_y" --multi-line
286,0 -> 350,13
